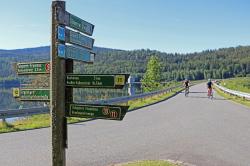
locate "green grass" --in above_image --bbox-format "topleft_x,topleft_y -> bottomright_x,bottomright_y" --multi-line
121,160 -> 180,166
214,86 -> 250,108
0,114 -> 87,134
128,88 -> 182,110
0,86 -> 183,134
219,77 -> 250,93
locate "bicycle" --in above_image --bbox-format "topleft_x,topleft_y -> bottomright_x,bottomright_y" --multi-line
184,86 -> 189,97
207,88 -> 213,99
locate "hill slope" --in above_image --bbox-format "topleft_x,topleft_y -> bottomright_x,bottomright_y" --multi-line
0,45 -> 250,81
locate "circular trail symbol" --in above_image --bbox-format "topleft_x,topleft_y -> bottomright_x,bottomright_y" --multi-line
102,107 -> 110,115
45,63 -> 50,72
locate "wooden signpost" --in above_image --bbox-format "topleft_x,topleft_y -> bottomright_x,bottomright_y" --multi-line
13,1 -> 129,166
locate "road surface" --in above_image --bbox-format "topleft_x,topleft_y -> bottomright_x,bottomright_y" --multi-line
0,83 -> 250,166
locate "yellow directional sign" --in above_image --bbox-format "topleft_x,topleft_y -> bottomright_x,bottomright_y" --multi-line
12,88 -> 20,98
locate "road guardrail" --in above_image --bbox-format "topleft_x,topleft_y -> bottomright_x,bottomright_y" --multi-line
0,85 -> 183,119
0,107 -> 49,119
214,82 -> 250,100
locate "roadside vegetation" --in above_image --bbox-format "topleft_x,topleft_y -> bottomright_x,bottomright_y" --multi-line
214,86 -> 250,108
218,77 -> 250,93
214,77 -> 250,108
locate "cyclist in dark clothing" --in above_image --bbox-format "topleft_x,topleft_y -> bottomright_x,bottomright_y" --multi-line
207,79 -> 213,98
184,80 -> 189,88
183,79 -> 190,96
207,81 -> 212,89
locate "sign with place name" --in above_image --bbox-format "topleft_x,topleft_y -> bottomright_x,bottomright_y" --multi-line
57,44 -> 95,63
57,9 -> 94,36
57,26 -> 94,50
66,74 -> 129,89
12,88 -> 20,97
16,62 -> 50,75
18,89 -> 50,101
66,104 -> 128,120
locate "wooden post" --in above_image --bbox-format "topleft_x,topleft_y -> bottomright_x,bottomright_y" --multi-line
51,1 -> 66,166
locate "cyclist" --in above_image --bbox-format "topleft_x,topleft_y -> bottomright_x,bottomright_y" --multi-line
207,79 -> 213,98
183,78 -> 190,96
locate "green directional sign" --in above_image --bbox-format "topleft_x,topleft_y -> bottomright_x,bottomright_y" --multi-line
16,62 -> 50,75
57,26 -> 94,50
66,74 -> 129,89
19,89 -> 50,101
57,9 -> 94,36
66,103 -> 129,120
68,13 -> 94,36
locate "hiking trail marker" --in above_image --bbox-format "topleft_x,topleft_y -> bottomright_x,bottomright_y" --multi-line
16,62 -> 50,75
13,88 -> 50,101
67,104 -> 128,121
66,74 -> 129,89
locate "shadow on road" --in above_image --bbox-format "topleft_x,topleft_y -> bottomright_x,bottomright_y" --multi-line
187,96 -> 211,99
189,91 -> 207,94
186,96 -> 228,100
180,91 -> 207,94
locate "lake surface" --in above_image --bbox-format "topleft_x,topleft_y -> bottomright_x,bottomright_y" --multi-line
0,84 -> 142,110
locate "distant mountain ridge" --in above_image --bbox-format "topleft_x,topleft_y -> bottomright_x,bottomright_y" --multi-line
0,45 -> 250,81
0,46 -> 122,58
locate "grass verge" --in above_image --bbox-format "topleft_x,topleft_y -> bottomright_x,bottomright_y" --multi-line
0,87 -> 183,134
214,86 -> 250,108
219,77 -> 250,93
128,88 -> 182,110
119,160 -> 180,166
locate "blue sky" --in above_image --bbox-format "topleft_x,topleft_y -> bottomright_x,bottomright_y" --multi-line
0,0 -> 250,53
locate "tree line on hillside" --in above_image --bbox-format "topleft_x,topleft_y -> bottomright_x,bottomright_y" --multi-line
82,46 -> 250,81
0,46 -> 250,84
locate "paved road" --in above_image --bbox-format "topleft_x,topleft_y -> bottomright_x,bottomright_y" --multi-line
0,83 -> 250,166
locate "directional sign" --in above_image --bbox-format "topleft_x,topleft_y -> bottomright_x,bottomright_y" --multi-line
16,62 -> 50,75
57,9 -> 94,36
66,103 -> 129,120
18,89 -> 50,101
57,44 -> 95,63
57,26 -> 94,50
66,74 -> 129,89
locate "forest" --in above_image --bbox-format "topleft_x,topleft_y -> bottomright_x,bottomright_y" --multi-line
0,45 -> 250,84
